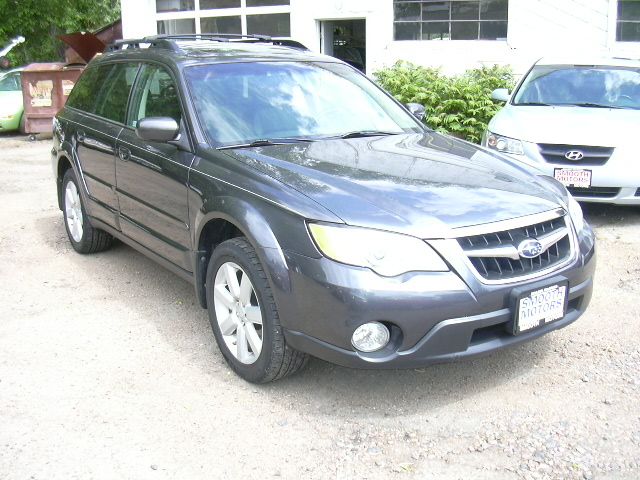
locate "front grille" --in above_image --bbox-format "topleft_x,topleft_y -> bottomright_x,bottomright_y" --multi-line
458,216 -> 572,281
567,186 -> 621,198
538,143 -> 614,166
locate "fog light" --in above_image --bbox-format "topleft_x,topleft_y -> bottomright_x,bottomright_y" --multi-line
351,322 -> 390,353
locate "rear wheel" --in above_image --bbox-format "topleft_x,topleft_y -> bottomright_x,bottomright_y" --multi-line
206,237 -> 308,383
62,169 -> 113,254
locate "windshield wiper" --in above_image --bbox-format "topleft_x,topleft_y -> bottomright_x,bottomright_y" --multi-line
336,130 -> 401,139
217,138 -> 315,150
515,102 -> 552,106
565,102 -> 625,109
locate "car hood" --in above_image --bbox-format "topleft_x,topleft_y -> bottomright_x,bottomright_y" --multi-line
489,105 -> 639,146
224,133 -> 565,238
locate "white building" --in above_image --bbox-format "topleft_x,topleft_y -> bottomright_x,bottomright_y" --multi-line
121,0 -> 640,75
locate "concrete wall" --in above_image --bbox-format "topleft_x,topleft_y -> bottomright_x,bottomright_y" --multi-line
121,0 -> 640,76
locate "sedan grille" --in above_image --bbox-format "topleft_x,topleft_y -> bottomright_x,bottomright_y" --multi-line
567,186 -> 621,198
458,216 -> 572,281
538,143 -> 614,166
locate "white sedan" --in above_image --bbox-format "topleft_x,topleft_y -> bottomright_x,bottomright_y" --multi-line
483,57 -> 640,205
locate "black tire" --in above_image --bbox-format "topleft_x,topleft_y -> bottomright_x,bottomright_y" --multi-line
62,169 -> 113,254
18,114 -> 25,134
205,237 -> 308,383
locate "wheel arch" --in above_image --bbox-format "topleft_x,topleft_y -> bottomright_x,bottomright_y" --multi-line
193,198 -> 291,310
55,154 -> 73,210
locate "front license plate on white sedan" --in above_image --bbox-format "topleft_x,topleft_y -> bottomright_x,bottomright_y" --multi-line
554,168 -> 592,188
513,283 -> 568,335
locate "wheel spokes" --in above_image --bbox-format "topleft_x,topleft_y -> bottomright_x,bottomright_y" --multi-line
213,261 -> 263,365
245,322 -> 262,356
218,313 -> 237,336
245,306 -> 262,325
214,284 -> 235,310
236,324 -> 249,363
224,264 -> 241,298
239,273 -> 253,305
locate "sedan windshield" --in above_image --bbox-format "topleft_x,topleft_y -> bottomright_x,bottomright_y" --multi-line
513,65 -> 640,110
0,72 -> 21,92
185,62 -> 423,146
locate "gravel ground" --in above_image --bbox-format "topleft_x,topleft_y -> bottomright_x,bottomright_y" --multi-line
0,134 -> 639,480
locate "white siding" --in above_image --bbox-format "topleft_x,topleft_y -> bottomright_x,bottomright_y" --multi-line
121,0 -> 640,75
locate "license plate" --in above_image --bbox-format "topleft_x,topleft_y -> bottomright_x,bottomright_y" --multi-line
513,283 -> 568,335
554,168 -> 592,188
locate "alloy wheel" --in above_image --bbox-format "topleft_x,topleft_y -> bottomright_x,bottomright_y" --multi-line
64,181 -> 83,243
213,261 -> 263,364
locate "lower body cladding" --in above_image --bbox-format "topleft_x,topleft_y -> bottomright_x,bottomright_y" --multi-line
277,226 -> 596,369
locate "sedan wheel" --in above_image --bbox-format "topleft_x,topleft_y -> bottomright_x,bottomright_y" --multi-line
213,261 -> 263,365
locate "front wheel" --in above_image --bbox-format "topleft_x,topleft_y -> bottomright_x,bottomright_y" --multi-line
62,169 -> 113,254
205,237 -> 308,383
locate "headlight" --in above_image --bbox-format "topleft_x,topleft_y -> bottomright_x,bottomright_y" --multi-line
568,196 -> 584,232
308,223 -> 448,277
486,131 -> 524,155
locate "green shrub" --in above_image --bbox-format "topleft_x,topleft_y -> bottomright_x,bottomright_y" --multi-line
374,62 -> 516,143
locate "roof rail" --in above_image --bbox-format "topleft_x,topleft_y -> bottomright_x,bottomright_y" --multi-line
105,33 -> 309,53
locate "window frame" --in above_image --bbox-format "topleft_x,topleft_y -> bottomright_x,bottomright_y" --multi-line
616,0 -> 640,42
65,62 -> 142,127
393,0 -> 509,42
155,0 -> 291,37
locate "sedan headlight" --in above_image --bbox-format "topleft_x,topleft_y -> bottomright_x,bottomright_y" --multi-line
568,196 -> 584,232
308,223 -> 448,277
486,131 -> 524,156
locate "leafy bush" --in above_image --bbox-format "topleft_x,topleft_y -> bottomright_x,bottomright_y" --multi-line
374,62 -> 515,143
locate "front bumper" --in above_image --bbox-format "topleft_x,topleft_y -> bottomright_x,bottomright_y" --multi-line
0,115 -> 20,132
278,225 -> 596,369
496,144 -> 640,205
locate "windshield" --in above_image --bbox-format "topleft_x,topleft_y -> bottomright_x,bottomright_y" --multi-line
185,61 -> 423,146
0,72 -> 21,92
513,65 -> 640,110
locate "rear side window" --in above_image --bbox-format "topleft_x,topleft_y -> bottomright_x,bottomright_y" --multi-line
66,63 -> 139,123
66,67 -> 102,111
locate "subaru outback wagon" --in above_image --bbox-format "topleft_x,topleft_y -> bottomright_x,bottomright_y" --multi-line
52,34 -> 596,383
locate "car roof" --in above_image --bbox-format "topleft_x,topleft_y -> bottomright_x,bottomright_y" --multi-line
535,56 -> 640,68
101,39 -> 334,66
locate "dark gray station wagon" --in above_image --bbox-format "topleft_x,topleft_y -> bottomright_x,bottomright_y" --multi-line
52,34 -> 596,383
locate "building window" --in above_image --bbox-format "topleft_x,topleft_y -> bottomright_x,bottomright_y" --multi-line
200,0 -> 241,9
246,0 -> 290,5
156,0 -> 195,13
617,0 -> 640,41
247,13 -> 291,36
156,0 -> 290,37
394,0 -> 508,41
157,18 -> 196,34
201,16 -> 242,34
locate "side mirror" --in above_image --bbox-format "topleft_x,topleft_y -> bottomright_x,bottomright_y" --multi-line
136,117 -> 180,143
491,88 -> 510,103
406,103 -> 426,121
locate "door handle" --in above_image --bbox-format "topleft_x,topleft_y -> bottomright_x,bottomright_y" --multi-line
118,146 -> 131,162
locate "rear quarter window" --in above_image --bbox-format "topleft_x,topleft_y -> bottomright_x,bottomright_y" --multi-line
66,63 -> 139,123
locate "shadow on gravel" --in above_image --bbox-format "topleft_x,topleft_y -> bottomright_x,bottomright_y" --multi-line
582,203 -> 640,228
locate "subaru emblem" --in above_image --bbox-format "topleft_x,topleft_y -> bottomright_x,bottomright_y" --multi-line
518,239 -> 544,259
565,150 -> 584,161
